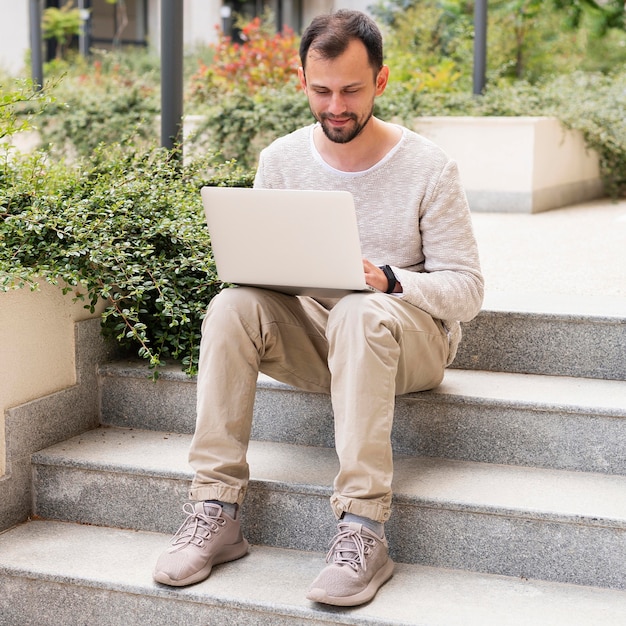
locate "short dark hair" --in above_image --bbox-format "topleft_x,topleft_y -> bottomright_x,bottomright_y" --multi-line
299,10 -> 384,74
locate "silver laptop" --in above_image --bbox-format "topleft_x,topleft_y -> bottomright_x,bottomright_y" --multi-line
201,186 -> 375,297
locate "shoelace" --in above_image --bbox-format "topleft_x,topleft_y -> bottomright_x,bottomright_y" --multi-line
325,523 -> 376,572
170,502 -> 226,549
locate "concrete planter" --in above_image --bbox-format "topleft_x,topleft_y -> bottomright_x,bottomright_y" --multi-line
413,116 -> 604,213
0,281 -> 112,530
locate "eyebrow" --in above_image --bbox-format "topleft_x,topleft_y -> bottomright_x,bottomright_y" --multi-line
307,81 -> 365,90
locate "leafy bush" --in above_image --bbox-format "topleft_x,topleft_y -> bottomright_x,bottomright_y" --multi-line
379,1 -> 473,93
190,85 -> 311,169
188,15 -> 300,101
0,78 -> 54,140
38,50 -> 160,159
0,143 -> 253,376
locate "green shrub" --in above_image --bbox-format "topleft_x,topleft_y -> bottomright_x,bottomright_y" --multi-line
373,0 -> 626,83
38,51 -> 160,159
0,78 -> 55,140
189,85 -> 311,169
0,143 -> 254,376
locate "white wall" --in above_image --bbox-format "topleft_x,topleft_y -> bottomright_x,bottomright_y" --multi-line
0,1 -> 31,75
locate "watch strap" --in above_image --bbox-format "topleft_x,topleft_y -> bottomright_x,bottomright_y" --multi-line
379,265 -> 397,294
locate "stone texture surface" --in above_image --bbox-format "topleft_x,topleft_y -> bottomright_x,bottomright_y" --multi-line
2,521 -> 626,626
32,427 -> 626,588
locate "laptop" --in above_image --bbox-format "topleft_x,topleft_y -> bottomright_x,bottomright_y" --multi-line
201,186 -> 376,297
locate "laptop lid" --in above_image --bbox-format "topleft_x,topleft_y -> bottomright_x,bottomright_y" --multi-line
201,186 -> 372,297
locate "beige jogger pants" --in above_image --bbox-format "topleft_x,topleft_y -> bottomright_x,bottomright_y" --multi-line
188,286 -> 449,523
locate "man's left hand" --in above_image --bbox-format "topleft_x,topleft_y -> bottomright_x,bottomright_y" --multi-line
363,259 -> 402,293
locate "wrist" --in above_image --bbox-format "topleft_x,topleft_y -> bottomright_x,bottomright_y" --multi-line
379,265 -> 397,294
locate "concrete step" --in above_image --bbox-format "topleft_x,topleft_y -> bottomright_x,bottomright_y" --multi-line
32,427 -> 626,590
1,520 -> 625,626
452,293 -> 626,380
100,362 -> 626,475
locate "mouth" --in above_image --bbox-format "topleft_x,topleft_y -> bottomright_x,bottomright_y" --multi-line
322,114 -> 356,126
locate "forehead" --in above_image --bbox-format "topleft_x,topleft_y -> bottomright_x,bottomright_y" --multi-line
304,39 -> 373,83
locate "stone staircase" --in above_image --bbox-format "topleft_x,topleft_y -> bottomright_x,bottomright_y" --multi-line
1,293 -> 625,625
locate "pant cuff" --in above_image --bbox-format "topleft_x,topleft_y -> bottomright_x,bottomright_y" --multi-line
330,493 -> 392,523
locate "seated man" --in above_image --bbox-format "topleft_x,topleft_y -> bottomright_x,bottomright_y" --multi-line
154,9 -> 484,607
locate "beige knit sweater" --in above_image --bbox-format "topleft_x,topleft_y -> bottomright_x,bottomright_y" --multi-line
254,123 -> 484,364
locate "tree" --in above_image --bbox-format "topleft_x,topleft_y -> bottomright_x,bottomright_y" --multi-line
494,0 -> 625,77
371,0 -> 626,82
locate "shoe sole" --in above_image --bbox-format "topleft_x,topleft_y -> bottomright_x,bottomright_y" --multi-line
306,557 -> 395,607
153,537 -> 250,587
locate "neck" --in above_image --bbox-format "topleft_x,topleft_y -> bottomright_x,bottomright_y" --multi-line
314,118 -> 400,172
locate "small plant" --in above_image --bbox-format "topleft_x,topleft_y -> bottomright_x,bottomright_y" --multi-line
42,0 -> 82,60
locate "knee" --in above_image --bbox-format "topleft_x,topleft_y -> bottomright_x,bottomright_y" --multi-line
203,287 -> 262,331
327,294 -> 397,337
206,286 -> 270,315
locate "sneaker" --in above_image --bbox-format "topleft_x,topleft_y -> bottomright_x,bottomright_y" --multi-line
306,521 -> 394,606
153,502 -> 249,587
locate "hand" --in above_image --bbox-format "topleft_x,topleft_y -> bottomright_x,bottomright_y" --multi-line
363,259 -> 402,293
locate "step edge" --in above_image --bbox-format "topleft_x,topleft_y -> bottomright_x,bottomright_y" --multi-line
2,520 -> 626,625
32,430 -> 626,529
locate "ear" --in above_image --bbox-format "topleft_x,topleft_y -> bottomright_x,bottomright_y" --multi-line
298,67 -> 307,93
375,65 -> 390,96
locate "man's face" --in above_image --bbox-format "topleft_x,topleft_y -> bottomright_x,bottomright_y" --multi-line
298,39 -> 388,144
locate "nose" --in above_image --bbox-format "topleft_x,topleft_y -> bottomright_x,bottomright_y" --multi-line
327,92 -> 347,116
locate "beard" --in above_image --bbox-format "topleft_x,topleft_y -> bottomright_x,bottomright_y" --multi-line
316,107 -> 374,144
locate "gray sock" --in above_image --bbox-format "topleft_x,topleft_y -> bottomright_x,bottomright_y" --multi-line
204,500 -> 238,519
342,512 -> 384,538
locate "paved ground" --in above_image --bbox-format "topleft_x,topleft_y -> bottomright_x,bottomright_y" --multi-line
472,198 -> 626,304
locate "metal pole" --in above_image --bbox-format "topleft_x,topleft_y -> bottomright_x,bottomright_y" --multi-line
276,0 -> 283,33
473,0 -> 487,95
160,0 -> 184,150
29,0 -> 44,90
78,0 -> 92,58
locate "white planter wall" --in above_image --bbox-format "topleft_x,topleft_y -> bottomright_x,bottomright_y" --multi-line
413,116 -> 603,213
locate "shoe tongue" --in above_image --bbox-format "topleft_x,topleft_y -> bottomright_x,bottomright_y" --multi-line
337,522 -> 362,560
201,502 -> 222,517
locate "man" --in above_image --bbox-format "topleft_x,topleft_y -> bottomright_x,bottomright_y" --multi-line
154,9 -> 483,607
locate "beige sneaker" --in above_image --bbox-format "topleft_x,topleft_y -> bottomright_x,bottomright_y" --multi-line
153,502 -> 249,587
306,522 -> 394,606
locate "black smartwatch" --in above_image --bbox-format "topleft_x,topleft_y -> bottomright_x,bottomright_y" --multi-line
379,265 -> 397,294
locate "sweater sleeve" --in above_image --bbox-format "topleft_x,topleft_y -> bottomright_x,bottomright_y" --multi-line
394,159 -> 484,323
